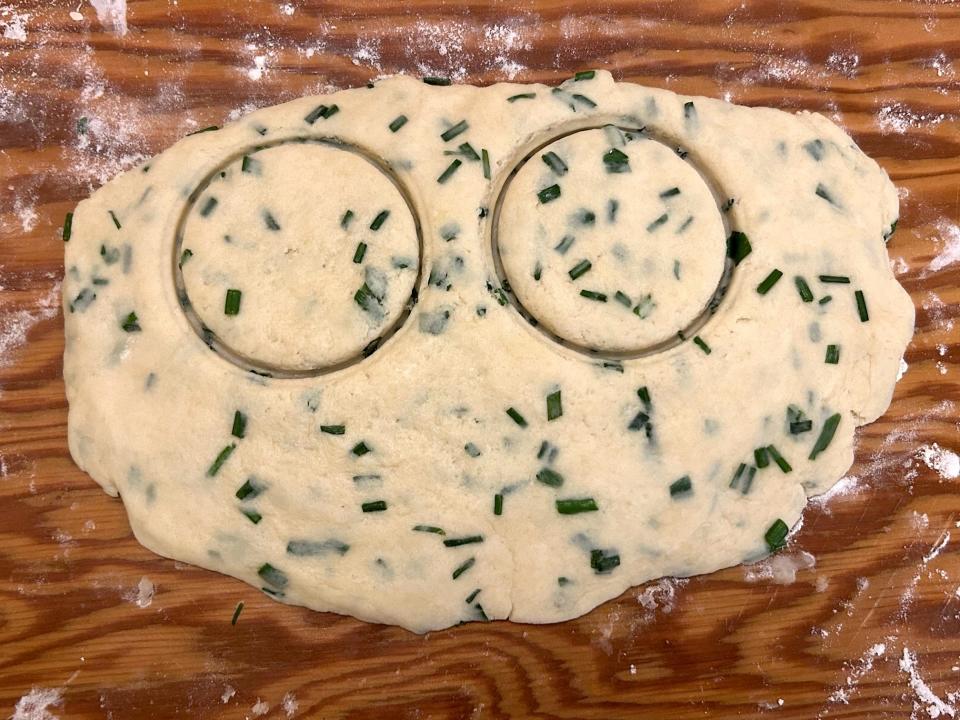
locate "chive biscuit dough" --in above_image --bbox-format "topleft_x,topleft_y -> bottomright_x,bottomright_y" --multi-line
63,72 -> 913,633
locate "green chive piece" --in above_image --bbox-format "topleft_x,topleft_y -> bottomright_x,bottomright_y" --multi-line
389,114 -> 408,132
558,577 -> 570,586
351,441 -> 371,456
538,184 -> 561,204
556,497 -> 598,514
855,290 -> 869,322
554,234 -> 575,254
441,120 -> 469,142
819,275 -> 850,284
574,70 -> 596,80
353,242 -> 367,264
241,155 -> 256,173
437,158 -> 462,183
62,212 -> 73,242
231,601 -> 244,625
340,209 -> 355,229
464,442 -> 481,458
506,407 -> 527,427
580,290 -> 607,302
370,210 -> 390,231
754,447 -> 770,468
108,210 -> 121,229
571,93 -> 597,108
693,336 -> 711,354
766,444 -> 792,473
481,148 -> 491,179
186,125 -> 219,136
809,412 -> 841,460
231,410 -> 247,438
603,147 -> 630,173
825,344 -> 840,364
241,509 -> 262,524
413,525 -> 445,535
179,248 -> 193,268
465,589 -> 481,604
199,196 -> 218,217
493,493 -> 503,516
669,476 -> 693,497
263,210 -> 280,231
646,213 -> 669,232
757,269 -> 783,295
507,92 -> 536,102
546,390 -> 562,421
590,549 -> 620,574
795,276 -> 814,302
614,291 -> 632,307
235,477 -> 264,500
443,535 -> 484,547
258,563 -> 288,589
320,424 -> 345,435
659,187 -> 681,198
286,539 -> 349,556
815,183 -> 837,206
452,557 -> 475,579
536,467 -> 564,487
224,288 -> 242,315
120,312 -> 141,332
684,101 -> 696,119
726,231 -> 752,265
764,519 -> 789,552
361,500 -> 387,512
568,259 -> 592,280
304,104 -> 338,124
542,151 -> 568,176
423,76 -> 451,85
790,420 -> 813,434
633,294 -> 655,318
206,443 -> 236,477
819,295 -> 833,305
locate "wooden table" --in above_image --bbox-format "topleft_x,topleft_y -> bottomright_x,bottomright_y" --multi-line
1,1 -> 958,718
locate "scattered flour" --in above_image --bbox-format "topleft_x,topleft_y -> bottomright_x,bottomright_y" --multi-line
917,444 -> 960,481
811,475 -> 862,513
900,647 -> 957,719
0,282 -> 61,368
827,643 -> 887,706
636,578 -> 687,621
876,102 -> 947,135
825,50 -> 860,78
281,692 -> 298,717
221,686 -> 236,704
898,357 -> 910,381
88,0 -> 127,37
279,3 -> 295,16
249,698 -> 269,718
927,219 -> 960,273
122,576 -> 155,608
11,688 -> 63,720
0,5 -> 29,41
744,550 -> 816,584
247,55 -> 268,82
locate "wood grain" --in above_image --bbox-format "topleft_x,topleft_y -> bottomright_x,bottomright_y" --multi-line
1,1 -> 959,718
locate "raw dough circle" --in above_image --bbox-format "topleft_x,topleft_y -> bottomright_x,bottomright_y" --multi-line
497,127 -> 727,353
179,140 -> 420,373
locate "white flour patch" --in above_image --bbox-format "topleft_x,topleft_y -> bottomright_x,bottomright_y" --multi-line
1,5 -> 30,41
917,444 -> 960,481
744,551 -> 816,585
636,577 -> 687,622
898,357 -> 909,381
927,219 -> 960,273
226,102 -> 263,123
249,698 -> 269,718
350,37 -> 383,72
826,643 -> 887,707
88,0 -> 127,36
11,687 -> 63,720
811,475 -> 861,513
825,50 -> 860,78
926,52 -> 955,80
922,292 -> 955,332
122,576 -> 155,608
279,3 -> 294,15
13,193 -> 39,233
281,692 -> 298,717
876,102 -> 947,135
900,647 -> 957,719
247,55 -> 268,82
0,282 -> 61,368
221,685 -> 236,703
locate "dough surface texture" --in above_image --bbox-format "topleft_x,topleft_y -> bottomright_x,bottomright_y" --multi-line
63,72 -> 913,632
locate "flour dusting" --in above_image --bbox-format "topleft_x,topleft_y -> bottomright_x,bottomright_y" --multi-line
926,219 -> 960,273
88,0 -> 127,37
0,5 -> 29,41
11,687 -> 63,720
281,692 -> 298,717
811,475 -> 862,513
636,578 -> 687,621
826,643 -> 887,706
221,686 -> 236,704
917,444 -> 960,481
122,576 -> 155,608
900,647 -> 957,719
876,102 -> 947,135
744,550 -> 816,585
0,282 -> 61,368
249,698 -> 269,718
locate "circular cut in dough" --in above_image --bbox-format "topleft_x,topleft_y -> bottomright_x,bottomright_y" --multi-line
180,140 -> 419,372
498,127 -> 727,352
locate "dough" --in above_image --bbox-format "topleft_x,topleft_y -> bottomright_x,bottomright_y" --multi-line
63,72 -> 913,633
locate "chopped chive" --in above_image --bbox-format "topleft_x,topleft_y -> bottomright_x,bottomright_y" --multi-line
825,344 -> 840,364
178,248 -> 193,267
320,424 -> 345,435
677,216 -> 694,234
571,93 -> 596,108
556,497 -> 598,514
224,288 -> 242,315
452,557 -> 475,579
607,199 -> 619,222
633,294 -> 655,319
536,467 -> 564,487
437,158 -> 462,183
257,563 -> 288,589
286,539 -> 349,556
590,549 -> 620,574
574,69 -> 596,80
568,259 -> 592,280
637,386 -> 651,408
766,444 -> 792,473
351,441 -> 371,456
370,210 -> 390,231
108,210 -> 121,229
352,242 -> 367,264
809,412 -> 841,460
507,92 -> 536,102
659,187 -> 680,198
231,601 -> 244,625
241,509 -> 262,524
423,76 -> 451,86
231,410 -> 247,438
481,148 -> 491,179
790,420 -> 813,434
855,290 -> 869,322
186,125 -> 219,136
388,114 -> 408,132
361,500 -> 387,513
506,407 -> 527,427
443,535 -> 484,547
803,139 -> 825,160
413,525 -> 446,535
614,291 -> 632,307
684,100 -> 696,119
726,231 -> 752,265
603,147 -> 630,173
445,142 -> 480,160
263,210 -> 280,231
354,283 -> 381,312
538,184 -> 561,204
546,389 -> 563,421
493,493 -> 503,516
558,577 -> 570,586
206,443 -> 236,476
580,290 -> 607,302
235,477 -> 264,500
819,275 -> 850,284
199,197 -> 218,217
441,120 -> 469,142
794,276 -> 814,302
729,463 -> 748,490
646,213 -> 668,232
721,198 -> 735,212
241,155 -> 256,173
554,234 -> 575,254
667,476 -> 692,498
62,212 -> 73,242
757,269 -> 783,295
304,104 -> 338,124
120,312 -> 141,332
465,588 -> 482,604
628,410 -> 649,432
692,336 -> 711,354
340,209 -> 355,229
819,295 -> 833,306
754,447 -> 770,468
815,183 -> 837,206
542,151 -> 568,176
764,519 -> 789,551
464,442 -> 481,457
